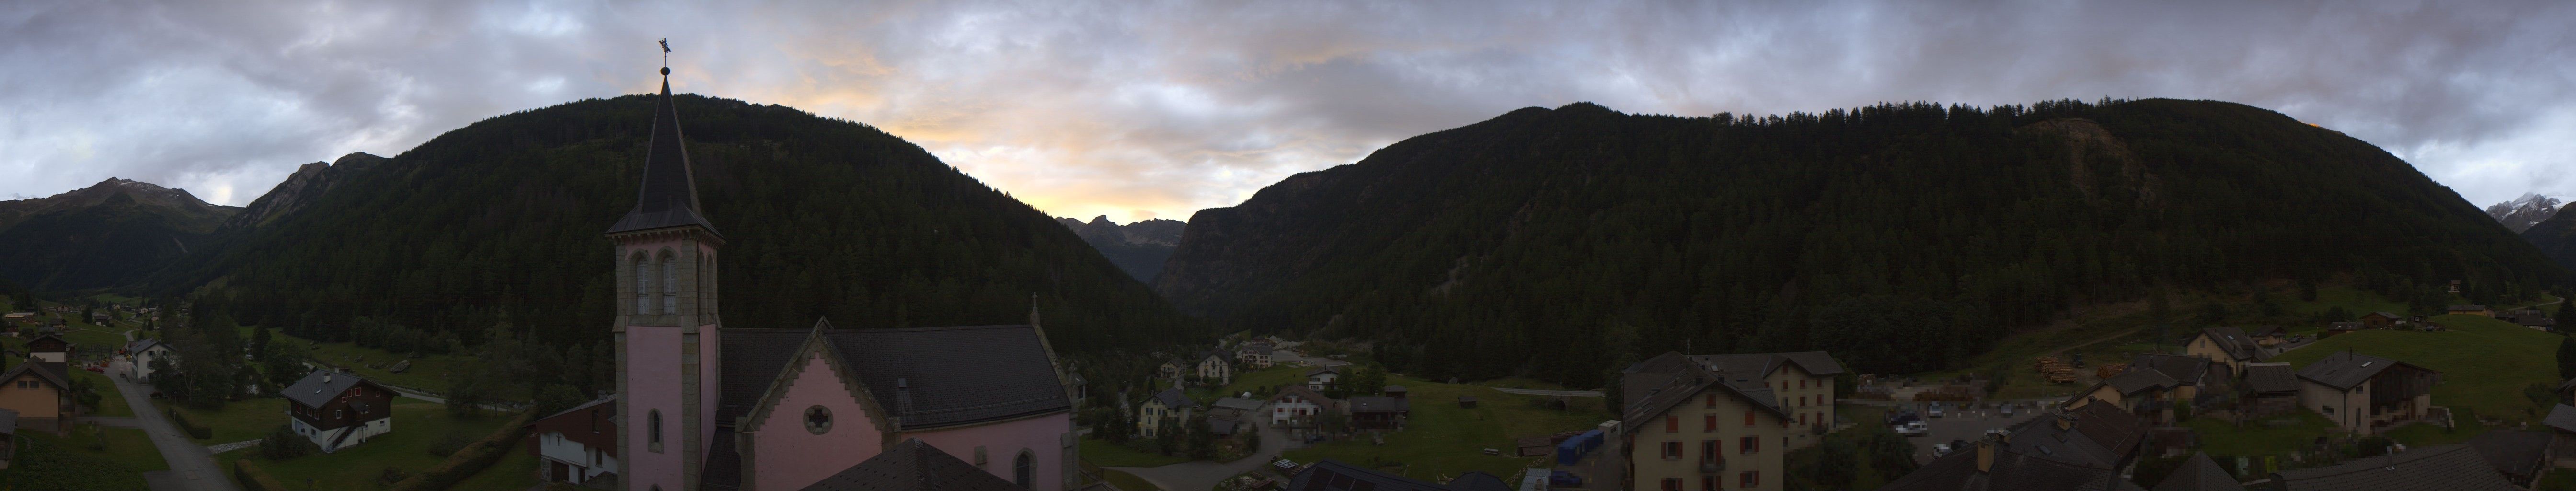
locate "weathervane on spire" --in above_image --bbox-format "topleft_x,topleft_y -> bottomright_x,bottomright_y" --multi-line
659,38 -> 672,76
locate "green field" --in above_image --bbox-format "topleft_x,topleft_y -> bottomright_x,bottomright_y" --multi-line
0,435 -> 154,490
162,397 -> 290,444
225,399 -> 518,491
1280,375 -> 1610,481
2266,314 -> 2562,426
1080,437 -> 1192,467
31,424 -> 170,473
452,444 -> 545,490
264,327 -> 524,400
2182,412 -> 2335,460
69,369 -> 132,417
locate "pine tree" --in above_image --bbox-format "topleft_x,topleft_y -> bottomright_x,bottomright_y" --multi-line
2558,336 -> 2576,381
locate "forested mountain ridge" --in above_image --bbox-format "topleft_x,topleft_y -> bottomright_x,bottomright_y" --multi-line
1056,215 -> 1185,281
1156,98 -> 2570,386
2525,204 -> 2576,272
0,178 -> 239,292
159,93 -> 1202,353
224,152 -> 387,229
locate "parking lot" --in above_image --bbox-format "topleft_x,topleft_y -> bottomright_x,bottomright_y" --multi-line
1888,400 -> 2050,463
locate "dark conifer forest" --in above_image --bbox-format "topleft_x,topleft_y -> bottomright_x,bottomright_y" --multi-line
158,94 -> 1201,354
1156,98 -> 2571,386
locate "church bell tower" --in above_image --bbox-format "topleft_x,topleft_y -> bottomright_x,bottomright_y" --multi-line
607,58 -> 724,491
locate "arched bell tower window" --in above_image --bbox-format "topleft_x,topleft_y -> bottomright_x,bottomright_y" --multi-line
648,409 -> 664,446
632,253 -> 652,315
658,250 -> 678,315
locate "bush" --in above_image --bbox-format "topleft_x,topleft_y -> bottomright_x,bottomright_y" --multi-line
427,432 -> 473,457
385,409 -> 538,491
259,424 -> 321,460
165,408 -> 214,440
233,460 -> 288,491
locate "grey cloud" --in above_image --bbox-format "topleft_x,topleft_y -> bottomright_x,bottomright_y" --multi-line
3,0 -> 2571,220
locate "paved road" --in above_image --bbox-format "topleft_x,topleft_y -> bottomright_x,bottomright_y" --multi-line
1109,420 -> 1297,491
1494,388 -> 1604,397
1891,401 -> 2046,463
110,358 -> 243,491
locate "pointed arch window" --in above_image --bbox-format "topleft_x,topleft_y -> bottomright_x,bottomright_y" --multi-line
633,254 -> 652,315
659,251 -> 678,315
648,409 -> 664,446
1014,450 -> 1035,487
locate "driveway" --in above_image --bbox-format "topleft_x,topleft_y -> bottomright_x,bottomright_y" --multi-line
110,358 -> 243,491
1108,420 -> 1297,491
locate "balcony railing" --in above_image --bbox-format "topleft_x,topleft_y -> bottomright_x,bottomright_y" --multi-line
1700,459 -> 1725,474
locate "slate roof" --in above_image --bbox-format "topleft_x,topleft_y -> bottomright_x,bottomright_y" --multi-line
124,338 -> 163,353
1348,396 -> 1409,414
1619,363 -> 1788,437
797,438 -> 1021,491
2270,444 -> 2520,491
2151,453 -> 2244,491
1151,388 -> 1198,410
1877,440 -> 2145,491
1286,459 -> 1451,491
0,361 -> 68,394
717,328 -> 812,425
281,369 -> 374,409
1210,397 -> 1265,413
2105,370 -> 2177,395
2465,430 -> 2550,484
2002,402 -> 2146,470
604,77 -> 722,237
2295,351 -> 2422,391
2241,363 -> 2299,394
1306,366 -> 1343,376
2196,327 -> 2258,361
2545,404 -> 2576,433
825,325 -> 1073,429
2128,352 -> 2216,383
1268,385 -> 1340,409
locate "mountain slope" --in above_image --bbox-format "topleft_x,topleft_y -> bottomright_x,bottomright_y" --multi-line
1056,215 -> 1184,281
166,93 -> 1200,352
1157,98 -> 2568,385
0,178 -> 238,291
2486,193 -> 2563,233
2525,204 -> 2576,272
225,152 -> 387,229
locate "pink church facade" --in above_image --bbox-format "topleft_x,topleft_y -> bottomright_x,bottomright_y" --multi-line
609,69 -> 1076,491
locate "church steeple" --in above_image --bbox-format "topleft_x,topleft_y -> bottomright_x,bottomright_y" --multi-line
605,63 -> 721,238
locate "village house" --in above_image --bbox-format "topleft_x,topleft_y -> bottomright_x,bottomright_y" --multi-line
1622,351 -> 1845,450
1347,396 -> 1408,430
524,396 -> 619,486
0,362 -> 70,433
2235,362 -> 2301,421
2063,353 -> 2227,424
2463,430 -> 2551,488
604,71 -> 1083,491
1305,366 -> 1343,391
1235,344 -> 1274,369
1159,359 -> 1186,380
2506,309 -> 2557,331
24,333 -> 70,366
1265,385 -> 1338,429
1138,387 -> 1197,438
2296,351 -> 2438,434
2544,404 -> 2576,469
1618,362 -> 1793,491
2268,444 -> 2518,491
124,338 -> 172,382
2183,327 -> 2260,370
2358,311 -> 2404,329
1207,397 -> 1264,422
1196,352 -> 1233,386
2448,304 -> 2494,317
283,369 -> 396,452
1878,403 -> 2146,491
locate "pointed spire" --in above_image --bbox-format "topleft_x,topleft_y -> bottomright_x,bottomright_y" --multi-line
607,61 -> 721,238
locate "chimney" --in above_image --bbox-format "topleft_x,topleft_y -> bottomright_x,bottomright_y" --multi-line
1975,439 -> 1996,473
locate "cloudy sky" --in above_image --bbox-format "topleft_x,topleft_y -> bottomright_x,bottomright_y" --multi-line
4,0 -> 2572,222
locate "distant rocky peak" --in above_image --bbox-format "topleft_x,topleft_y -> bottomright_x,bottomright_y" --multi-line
2488,193 -> 2564,233
225,152 -> 385,229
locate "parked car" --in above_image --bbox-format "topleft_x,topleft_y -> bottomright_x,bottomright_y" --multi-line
1932,442 -> 1954,457
1999,403 -> 2015,417
1927,402 -> 1945,418
1897,421 -> 1930,437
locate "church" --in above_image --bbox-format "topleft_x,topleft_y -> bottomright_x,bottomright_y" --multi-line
608,65 -> 1077,491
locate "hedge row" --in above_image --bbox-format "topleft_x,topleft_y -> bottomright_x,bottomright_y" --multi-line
233,460 -> 288,491
387,409 -> 538,491
166,408 -> 214,440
